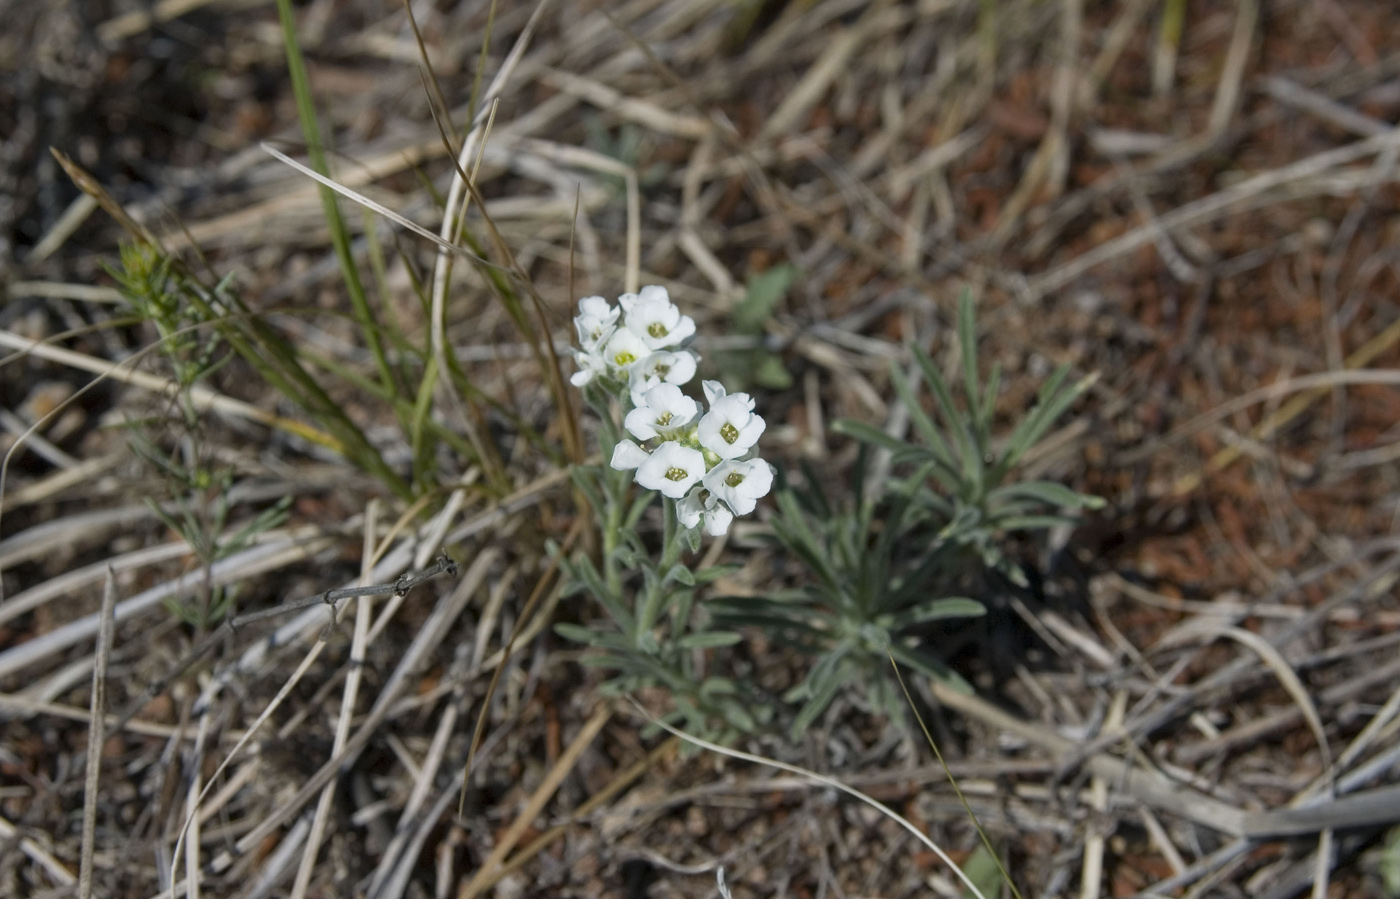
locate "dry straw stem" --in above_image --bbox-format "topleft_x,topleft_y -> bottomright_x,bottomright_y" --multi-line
168,604 -> 340,893
990,0 -> 1080,246
456,514 -> 584,819
455,705 -> 612,899
1,534 -> 262,630
0,693 -> 208,741
634,700 -> 994,899
26,192 -> 99,264
426,0 -> 558,378
1122,545 -> 1400,755
0,323 -> 336,551
6,281 -> 124,303
0,532 -> 337,681
0,814 -> 75,890
1027,125 -> 1400,298
1079,689 -> 1126,899
0,327 -> 336,446
95,0 -> 237,45
365,569 -> 520,899
1167,316 -> 1400,495
1162,624 -> 1332,775
290,502 -> 382,899
921,677 -> 1249,836
483,736 -> 683,888
200,548 -> 497,877
76,568 -> 117,899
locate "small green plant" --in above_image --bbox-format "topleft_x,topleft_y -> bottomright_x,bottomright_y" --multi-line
713,454 -> 985,737
111,242 -> 232,408
110,243 -> 291,630
141,449 -> 291,630
557,288 -> 774,742
835,290 -> 1103,585
717,290 -> 1100,736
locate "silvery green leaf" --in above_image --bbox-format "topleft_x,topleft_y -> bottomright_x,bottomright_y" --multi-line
988,480 -> 1104,511
722,702 -> 757,733
957,290 -> 981,423
624,491 -> 652,530
887,643 -> 974,693
578,654 -> 631,670
700,677 -> 739,696
891,363 -> 955,469
554,623 -> 631,651
568,465 -> 604,511
791,651 -> 850,739
995,514 -> 1076,531
734,263 -> 795,334
996,365 -> 1088,475
977,362 -> 1002,445
676,631 -> 742,649
754,353 -> 794,390
888,597 -> 986,630
670,589 -> 694,639
832,417 -> 911,454
692,563 -> 740,584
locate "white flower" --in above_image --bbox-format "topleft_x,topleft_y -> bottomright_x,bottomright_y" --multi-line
620,285 -> 696,350
703,458 -> 774,516
569,348 -> 606,387
610,439 -> 650,471
697,381 -> 765,460
677,489 -> 735,536
600,327 -> 650,376
575,296 -> 619,351
624,383 -> 699,441
628,350 -> 699,405
635,441 -> 705,499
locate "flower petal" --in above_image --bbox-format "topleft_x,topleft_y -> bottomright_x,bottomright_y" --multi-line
676,489 -> 705,529
635,442 -> 705,498
610,439 -> 650,471
703,503 -> 734,536
704,458 -> 774,515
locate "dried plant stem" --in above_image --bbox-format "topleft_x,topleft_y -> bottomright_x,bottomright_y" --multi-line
77,569 -> 118,899
455,706 -> 611,899
291,503 -> 381,899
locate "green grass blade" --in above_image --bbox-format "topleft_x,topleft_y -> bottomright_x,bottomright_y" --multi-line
275,0 -> 396,402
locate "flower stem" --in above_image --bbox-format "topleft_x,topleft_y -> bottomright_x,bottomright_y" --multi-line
603,482 -> 624,602
636,497 -> 685,637
659,496 -> 682,572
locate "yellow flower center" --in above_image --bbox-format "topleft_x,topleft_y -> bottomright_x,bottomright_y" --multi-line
656,411 -> 673,426
613,351 -> 636,366
720,423 -> 740,444
665,467 -> 689,481
725,472 -> 744,488
648,322 -> 668,339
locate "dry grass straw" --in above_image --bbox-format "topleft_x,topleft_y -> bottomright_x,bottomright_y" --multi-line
76,568 -> 116,899
634,698 -> 996,899
287,502 -> 380,899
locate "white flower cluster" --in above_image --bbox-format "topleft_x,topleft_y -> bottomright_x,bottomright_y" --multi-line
571,287 -> 773,536
570,285 -> 699,395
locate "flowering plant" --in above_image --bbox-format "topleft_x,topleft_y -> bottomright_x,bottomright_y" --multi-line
556,287 -> 774,741
714,291 -> 1099,736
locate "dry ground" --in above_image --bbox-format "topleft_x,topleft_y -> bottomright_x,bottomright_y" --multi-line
2,1 -> 1399,897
